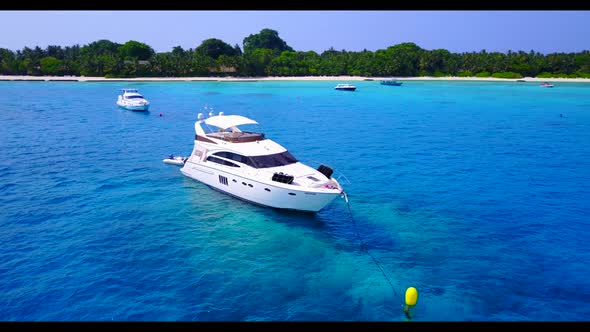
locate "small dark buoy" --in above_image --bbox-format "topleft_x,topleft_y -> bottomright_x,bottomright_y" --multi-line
159,113 -> 163,117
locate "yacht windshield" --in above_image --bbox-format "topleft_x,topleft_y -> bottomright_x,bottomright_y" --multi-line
249,151 -> 297,168
127,95 -> 144,99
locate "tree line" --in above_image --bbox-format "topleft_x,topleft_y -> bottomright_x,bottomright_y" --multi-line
1,28 -> 589,79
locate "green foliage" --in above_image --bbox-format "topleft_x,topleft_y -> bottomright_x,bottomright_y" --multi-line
491,71 -> 523,79
457,71 -> 473,77
420,48 -> 454,75
536,72 -> 586,78
80,40 -> 121,57
233,44 -> 243,56
552,73 -> 578,78
243,48 -> 275,76
196,38 -> 240,59
191,53 -> 216,76
0,48 -> 16,74
267,51 -> 321,76
118,40 -> 154,60
379,43 -> 423,76
18,47 -> 44,75
40,56 -> 62,75
243,28 -> 293,54
2,30 -> 590,79
316,48 -> 346,75
172,46 -> 185,57
347,51 -> 374,77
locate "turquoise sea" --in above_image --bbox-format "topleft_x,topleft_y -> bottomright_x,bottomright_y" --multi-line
0,80 -> 589,321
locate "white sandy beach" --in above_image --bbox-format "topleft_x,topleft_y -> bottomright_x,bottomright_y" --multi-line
1,75 -> 589,83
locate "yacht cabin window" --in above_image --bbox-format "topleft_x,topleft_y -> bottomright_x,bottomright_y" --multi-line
206,156 -> 240,167
212,151 -> 297,169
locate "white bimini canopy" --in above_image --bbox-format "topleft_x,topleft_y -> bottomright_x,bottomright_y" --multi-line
204,115 -> 258,129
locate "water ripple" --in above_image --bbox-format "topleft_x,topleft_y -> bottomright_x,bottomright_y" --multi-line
0,81 -> 589,321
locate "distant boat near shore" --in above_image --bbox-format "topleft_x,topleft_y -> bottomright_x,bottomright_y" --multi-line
116,88 -> 150,111
380,80 -> 403,86
335,83 -> 357,91
540,82 -> 554,88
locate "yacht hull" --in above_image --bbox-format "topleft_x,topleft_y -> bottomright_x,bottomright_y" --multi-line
117,102 -> 150,111
180,161 -> 340,212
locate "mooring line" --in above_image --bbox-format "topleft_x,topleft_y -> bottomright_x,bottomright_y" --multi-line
345,198 -> 399,298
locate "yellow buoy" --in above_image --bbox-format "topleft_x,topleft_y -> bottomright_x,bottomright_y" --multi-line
405,287 -> 418,306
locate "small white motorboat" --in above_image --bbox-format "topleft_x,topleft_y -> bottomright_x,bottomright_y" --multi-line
117,88 -> 150,111
163,155 -> 187,166
334,83 -> 357,91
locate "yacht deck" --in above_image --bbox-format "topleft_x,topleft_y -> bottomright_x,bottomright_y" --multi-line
206,131 -> 265,143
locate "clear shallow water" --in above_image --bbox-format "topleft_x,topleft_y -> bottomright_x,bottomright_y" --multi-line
0,80 -> 589,321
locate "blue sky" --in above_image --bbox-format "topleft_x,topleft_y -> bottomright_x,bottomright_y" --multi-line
0,11 -> 588,54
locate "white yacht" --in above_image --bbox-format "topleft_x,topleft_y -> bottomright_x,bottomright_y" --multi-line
180,112 -> 346,212
334,83 -> 357,91
116,88 -> 150,111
